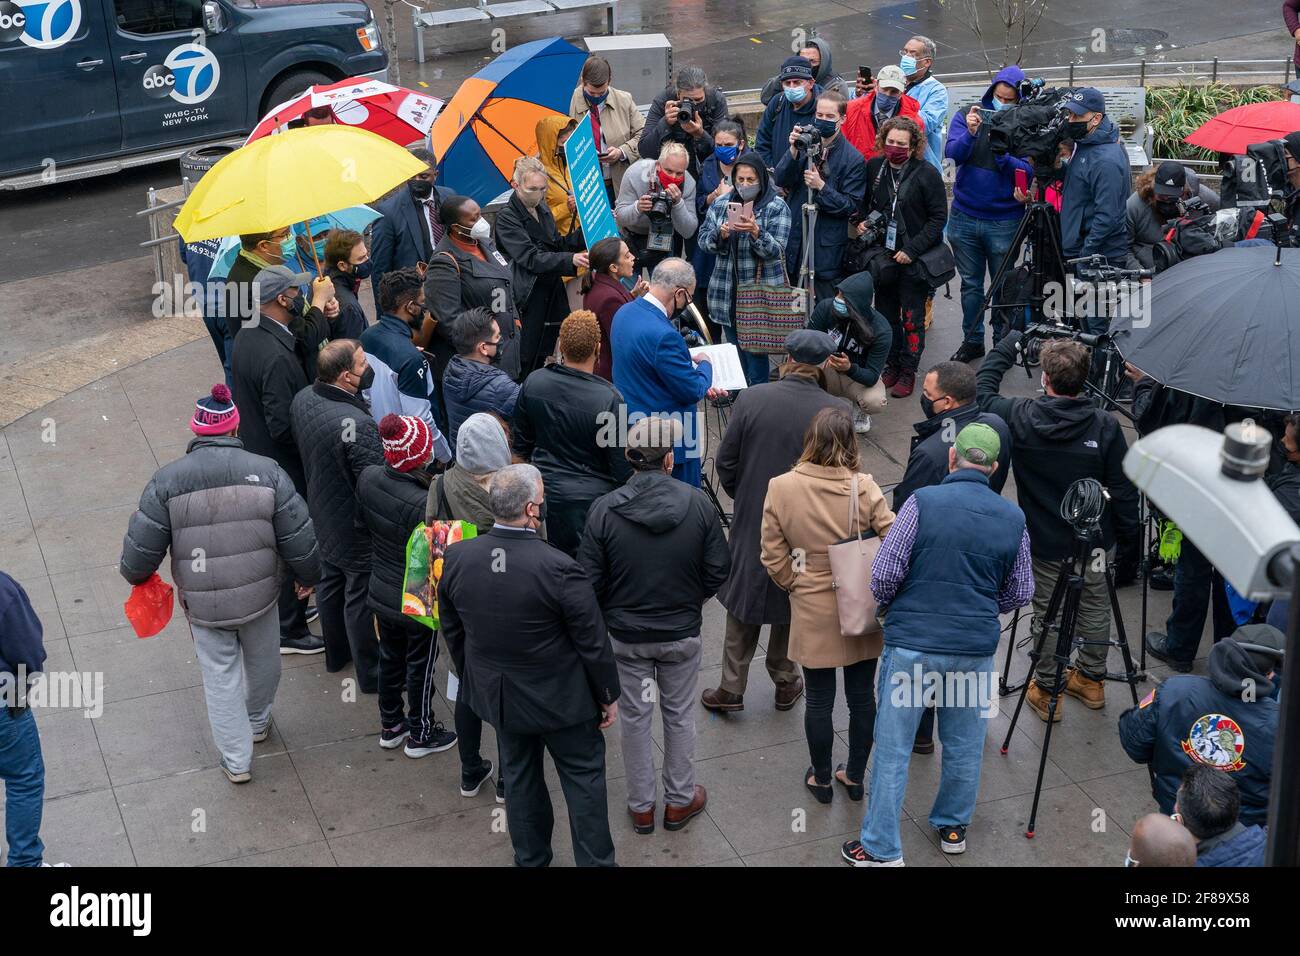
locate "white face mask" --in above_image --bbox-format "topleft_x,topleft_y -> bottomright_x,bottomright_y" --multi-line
468,218 -> 492,242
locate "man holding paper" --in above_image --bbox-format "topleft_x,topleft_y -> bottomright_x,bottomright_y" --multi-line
611,259 -> 725,488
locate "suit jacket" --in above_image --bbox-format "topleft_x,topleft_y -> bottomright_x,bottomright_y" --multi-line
370,185 -> 443,312
230,317 -> 312,494
438,527 -> 620,734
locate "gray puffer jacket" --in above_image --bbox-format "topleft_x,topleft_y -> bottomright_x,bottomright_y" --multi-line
119,435 -> 321,628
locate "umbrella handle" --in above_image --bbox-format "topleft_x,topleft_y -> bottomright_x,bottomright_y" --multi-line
301,218 -> 324,277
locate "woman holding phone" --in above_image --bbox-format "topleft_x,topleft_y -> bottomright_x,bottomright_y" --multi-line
697,151 -> 791,386
692,121 -> 747,343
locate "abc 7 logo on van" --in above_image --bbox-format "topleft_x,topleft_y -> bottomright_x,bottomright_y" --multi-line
2,0 -> 81,47
143,43 -> 221,105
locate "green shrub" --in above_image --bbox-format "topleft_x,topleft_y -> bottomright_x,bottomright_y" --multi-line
1147,84 -> 1286,162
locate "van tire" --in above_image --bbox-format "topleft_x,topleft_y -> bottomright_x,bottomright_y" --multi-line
179,145 -> 237,182
262,69 -> 334,118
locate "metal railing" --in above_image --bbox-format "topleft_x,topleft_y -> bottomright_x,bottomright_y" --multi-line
934,58 -> 1296,88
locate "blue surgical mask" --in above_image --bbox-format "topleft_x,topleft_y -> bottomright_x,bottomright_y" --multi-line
900,55 -> 918,75
992,98 -> 1014,112
813,118 -> 839,139
714,144 -> 739,165
583,89 -> 608,107
783,85 -> 807,104
875,93 -> 899,113
832,297 -> 848,315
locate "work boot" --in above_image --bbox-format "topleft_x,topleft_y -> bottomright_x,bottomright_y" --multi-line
881,364 -> 900,388
1145,632 -> 1193,673
1026,680 -> 1062,723
774,675 -> 805,711
1064,668 -> 1106,709
701,687 -> 744,713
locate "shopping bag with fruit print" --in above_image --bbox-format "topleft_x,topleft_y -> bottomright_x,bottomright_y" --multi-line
401,520 -> 477,629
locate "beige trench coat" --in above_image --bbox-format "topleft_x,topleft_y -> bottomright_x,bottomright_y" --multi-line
568,85 -> 645,193
761,462 -> 895,669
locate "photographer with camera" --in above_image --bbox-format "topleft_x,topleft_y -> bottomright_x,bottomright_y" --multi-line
806,272 -> 892,432
615,142 -> 699,275
945,66 -> 1034,363
755,56 -> 822,171
1126,162 -> 1219,272
975,332 -> 1140,720
774,90 -> 866,304
1058,89 -> 1131,323
639,66 -> 729,184
859,116 -> 948,398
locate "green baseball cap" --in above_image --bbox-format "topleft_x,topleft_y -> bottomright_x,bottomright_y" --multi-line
955,423 -> 1000,467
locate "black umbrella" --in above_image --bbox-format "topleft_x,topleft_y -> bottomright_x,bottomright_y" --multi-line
1109,245 -> 1300,411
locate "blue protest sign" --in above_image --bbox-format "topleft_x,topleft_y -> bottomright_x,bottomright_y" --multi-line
564,112 -> 619,246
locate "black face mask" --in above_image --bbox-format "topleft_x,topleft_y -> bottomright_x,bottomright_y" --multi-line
405,305 -> 425,330
486,341 -> 503,365
409,179 -> 434,200
1155,199 -> 1181,217
920,395 -> 940,419
535,499 -> 547,525
356,366 -> 375,391
1065,120 -> 1091,143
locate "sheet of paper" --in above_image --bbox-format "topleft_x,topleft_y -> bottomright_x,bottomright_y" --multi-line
689,343 -> 749,391
446,671 -> 459,703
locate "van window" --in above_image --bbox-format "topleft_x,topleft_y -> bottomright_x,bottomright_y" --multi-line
114,0 -> 205,34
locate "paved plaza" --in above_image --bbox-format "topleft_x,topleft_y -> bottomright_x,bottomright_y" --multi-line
0,293 -> 1193,867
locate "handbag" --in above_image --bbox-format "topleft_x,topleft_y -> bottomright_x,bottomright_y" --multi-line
733,258 -> 806,355
401,520 -> 478,629
913,241 -> 957,288
826,474 -> 883,650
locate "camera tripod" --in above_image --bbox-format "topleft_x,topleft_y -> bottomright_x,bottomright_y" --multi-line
1000,479 -> 1147,838
977,179 -> 1068,335
796,184 -> 820,322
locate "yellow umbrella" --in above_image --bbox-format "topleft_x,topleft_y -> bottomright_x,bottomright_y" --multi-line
173,125 -> 428,244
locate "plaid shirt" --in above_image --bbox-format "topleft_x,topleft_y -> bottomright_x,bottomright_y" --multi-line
871,495 -> 1034,613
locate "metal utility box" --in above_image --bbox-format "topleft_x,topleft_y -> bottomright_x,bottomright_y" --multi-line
582,34 -> 674,109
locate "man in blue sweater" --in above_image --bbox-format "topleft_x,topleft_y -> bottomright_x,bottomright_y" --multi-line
945,66 -> 1033,363
0,571 -> 56,867
611,258 -> 723,487
843,424 -> 1034,866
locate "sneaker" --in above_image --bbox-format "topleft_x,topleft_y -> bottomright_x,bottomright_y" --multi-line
404,722 -> 457,758
950,342 -> 986,363
881,364 -> 900,388
220,758 -> 251,784
840,839 -> 904,867
1064,667 -> 1106,709
379,723 -> 409,749
460,759 -> 495,797
40,861 -> 72,867
912,735 -> 935,755
938,825 -> 967,854
1145,632 -> 1193,673
252,722 -> 272,744
1149,564 -> 1175,591
280,634 -> 325,656
889,370 -> 916,399
1026,680 -> 1062,723
304,603 -> 320,625
853,412 -> 872,435
496,776 -> 506,804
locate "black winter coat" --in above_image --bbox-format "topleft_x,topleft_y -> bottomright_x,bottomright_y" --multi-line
493,191 -> 584,310
715,371 -> 850,624
223,254 -> 330,381
860,155 -> 948,262
356,463 -> 432,622
423,236 -> 522,383
289,383 -> 385,571
439,527 -> 620,735
976,331 -> 1140,560
511,363 -> 632,502
579,470 -> 730,644
231,317 -> 311,494
639,84 -> 730,181
326,267 -> 369,340
893,401 -> 1012,509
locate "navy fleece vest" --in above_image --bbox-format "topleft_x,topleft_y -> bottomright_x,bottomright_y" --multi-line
884,469 -> 1025,656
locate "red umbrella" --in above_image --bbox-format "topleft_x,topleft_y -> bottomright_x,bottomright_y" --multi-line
1185,101 -> 1300,154
246,78 -> 443,146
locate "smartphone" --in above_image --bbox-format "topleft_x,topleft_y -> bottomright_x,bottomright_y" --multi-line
976,107 -> 995,123
1014,169 -> 1030,195
726,201 -> 742,225
858,66 -> 872,83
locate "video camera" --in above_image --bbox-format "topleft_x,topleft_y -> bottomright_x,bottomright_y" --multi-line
1021,321 -> 1109,366
986,82 -> 1078,176
1221,139 -> 1292,212
1151,197 -> 1228,273
792,124 -> 826,163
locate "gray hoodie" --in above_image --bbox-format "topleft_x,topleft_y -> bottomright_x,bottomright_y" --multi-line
761,37 -> 853,105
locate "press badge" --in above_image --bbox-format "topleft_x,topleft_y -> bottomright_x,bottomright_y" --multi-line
885,219 -> 898,251
492,249 -> 509,267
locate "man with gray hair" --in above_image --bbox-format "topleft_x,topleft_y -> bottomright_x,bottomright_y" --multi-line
610,258 -> 725,487
845,423 -> 1032,865
898,35 -> 948,171
369,144 -> 443,312
438,464 -> 620,867
615,141 -> 699,274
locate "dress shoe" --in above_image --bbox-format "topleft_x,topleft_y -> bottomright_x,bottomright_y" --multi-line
664,785 -> 707,831
1064,668 -> 1105,709
889,370 -> 916,399
950,342 -> 986,363
701,687 -> 744,712
774,675 -> 805,711
1145,632 -> 1193,673
1026,680 -> 1062,723
629,805 -> 656,835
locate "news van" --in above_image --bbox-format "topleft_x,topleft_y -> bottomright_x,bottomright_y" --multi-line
0,0 -> 387,188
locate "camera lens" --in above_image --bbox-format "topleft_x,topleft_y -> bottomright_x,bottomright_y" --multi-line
1220,422 -> 1271,482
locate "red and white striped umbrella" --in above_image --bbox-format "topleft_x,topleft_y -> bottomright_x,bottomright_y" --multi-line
246,77 -> 443,147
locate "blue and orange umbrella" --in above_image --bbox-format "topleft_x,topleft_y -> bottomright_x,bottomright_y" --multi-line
429,37 -> 588,204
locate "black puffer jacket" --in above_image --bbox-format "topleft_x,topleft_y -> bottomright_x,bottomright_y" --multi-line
120,436 -> 321,627
356,463 -> 433,622
578,469 -> 731,644
290,383 -> 385,571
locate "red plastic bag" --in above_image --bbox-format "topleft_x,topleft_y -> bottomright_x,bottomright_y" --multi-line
124,573 -> 174,638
